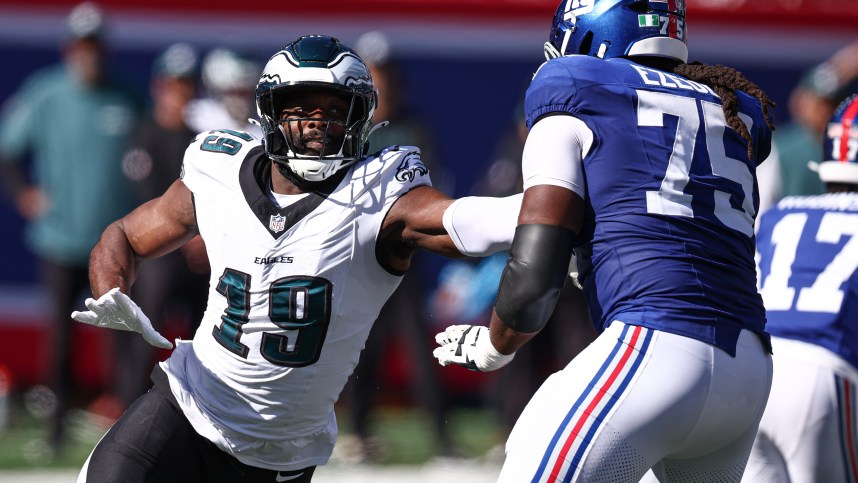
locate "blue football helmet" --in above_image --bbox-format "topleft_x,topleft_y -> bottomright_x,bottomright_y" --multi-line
544,0 -> 688,63
255,35 -> 377,182
819,94 -> 858,184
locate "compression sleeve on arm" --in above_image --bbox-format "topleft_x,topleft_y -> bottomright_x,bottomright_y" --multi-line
491,114 -> 587,333
442,193 -> 523,257
522,114 -> 592,197
494,223 -> 576,333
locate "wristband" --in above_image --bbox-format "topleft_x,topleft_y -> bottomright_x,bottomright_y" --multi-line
474,332 -> 515,371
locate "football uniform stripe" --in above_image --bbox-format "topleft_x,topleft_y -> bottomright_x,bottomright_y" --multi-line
837,375 -> 858,483
561,326 -> 653,483
531,324 -> 632,483
540,325 -> 649,482
838,98 -> 858,162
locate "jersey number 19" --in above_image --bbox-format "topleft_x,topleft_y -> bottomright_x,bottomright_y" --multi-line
212,268 -> 333,367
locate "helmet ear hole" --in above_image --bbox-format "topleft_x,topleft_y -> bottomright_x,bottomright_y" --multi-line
578,32 -> 594,56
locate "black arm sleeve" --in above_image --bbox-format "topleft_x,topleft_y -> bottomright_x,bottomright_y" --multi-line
494,223 -> 576,333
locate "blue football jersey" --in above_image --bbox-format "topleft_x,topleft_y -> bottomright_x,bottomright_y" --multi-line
525,56 -> 772,355
757,193 -> 858,368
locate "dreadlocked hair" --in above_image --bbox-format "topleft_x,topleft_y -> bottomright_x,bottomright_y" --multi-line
674,61 -> 776,161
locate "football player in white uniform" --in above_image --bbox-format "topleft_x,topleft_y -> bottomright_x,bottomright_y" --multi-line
71,35 -> 521,482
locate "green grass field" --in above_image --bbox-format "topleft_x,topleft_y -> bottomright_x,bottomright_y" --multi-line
0,398 -> 505,471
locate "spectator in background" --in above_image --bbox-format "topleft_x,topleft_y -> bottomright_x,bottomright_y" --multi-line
339,30 -> 455,462
0,2 -> 138,453
747,94 -> 858,483
185,47 -> 263,138
115,42 -> 209,413
758,41 -> 858,215
354,31 -> 447,188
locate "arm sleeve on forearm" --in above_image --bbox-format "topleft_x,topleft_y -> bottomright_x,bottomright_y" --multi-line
495,223 -> 576,333
442,193 -> 523,257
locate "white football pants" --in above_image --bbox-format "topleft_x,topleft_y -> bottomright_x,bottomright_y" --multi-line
741,336 -> 858,483
499,321 -> 772,483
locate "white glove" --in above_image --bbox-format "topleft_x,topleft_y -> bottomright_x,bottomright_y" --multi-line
71,287 -> 173,349
433,325 -> 514,372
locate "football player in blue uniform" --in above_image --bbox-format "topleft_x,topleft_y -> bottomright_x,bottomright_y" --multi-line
70,35 -> 522,482
745,94 -> 858,483
433,1 -> 777,481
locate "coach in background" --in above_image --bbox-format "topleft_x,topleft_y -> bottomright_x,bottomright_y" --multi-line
0,2 -> 137,453
747,94 -> 858,483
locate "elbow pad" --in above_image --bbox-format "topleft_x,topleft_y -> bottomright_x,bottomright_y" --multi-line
495,224 -> 576,333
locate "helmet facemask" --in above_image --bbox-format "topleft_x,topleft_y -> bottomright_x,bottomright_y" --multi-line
258,82 -> 374,181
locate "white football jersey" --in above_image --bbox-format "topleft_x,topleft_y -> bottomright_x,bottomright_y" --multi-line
159,129 -> 431,471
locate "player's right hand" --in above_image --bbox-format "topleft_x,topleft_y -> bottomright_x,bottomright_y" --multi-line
433,324 -> 515,372
71,287 -> 173,349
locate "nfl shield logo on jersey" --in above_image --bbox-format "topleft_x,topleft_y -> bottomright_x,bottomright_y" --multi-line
269,214 -> 286,233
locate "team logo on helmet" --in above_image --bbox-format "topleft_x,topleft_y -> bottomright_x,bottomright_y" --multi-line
546,0 -> 688,62
566,0 -> 594,21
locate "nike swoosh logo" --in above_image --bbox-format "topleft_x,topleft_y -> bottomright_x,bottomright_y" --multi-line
275,472 -> 304,482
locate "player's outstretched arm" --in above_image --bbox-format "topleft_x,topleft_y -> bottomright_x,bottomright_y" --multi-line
433,185 -> 583,371
378,185 -> 523,272
434,115 -> 588,371
71,179 -> 198,348
488,185 -> 582,354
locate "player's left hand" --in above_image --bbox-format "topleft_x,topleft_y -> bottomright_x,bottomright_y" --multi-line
433,325 -> 515,372
71,287 -> 173,349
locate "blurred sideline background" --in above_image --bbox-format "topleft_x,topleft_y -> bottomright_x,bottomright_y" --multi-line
0,0 -> 855,479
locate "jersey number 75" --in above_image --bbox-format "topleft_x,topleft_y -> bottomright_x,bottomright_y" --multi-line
639,90 -> 757,237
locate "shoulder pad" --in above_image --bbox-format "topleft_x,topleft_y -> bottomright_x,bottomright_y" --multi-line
192,129 -> 258,154
349,145 -> 432,203
182,129 -> 262,191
